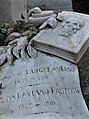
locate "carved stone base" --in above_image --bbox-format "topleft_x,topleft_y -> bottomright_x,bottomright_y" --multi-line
0,52 -> 88,118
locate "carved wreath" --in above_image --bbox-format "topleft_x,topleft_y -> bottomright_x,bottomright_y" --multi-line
0,36 -> 38,66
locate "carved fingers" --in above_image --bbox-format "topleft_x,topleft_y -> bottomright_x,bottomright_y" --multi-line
4,32 -> 21,43
27,43 -> 38,58
28,7 -> 42,18
28,7 -> 56,25
39,17 -> 57,30
9,36 -> 29,60
6,46 -> 14,65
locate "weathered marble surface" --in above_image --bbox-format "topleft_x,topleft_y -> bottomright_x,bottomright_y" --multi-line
0,52 -> 88,118
0,0 -> 27,23
1,113 -> 89,119
0,37 -> 38,66
28,7 -> 56,24
31,11 -> 89,63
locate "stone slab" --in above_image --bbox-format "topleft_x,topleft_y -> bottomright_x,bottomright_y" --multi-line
1,113 -> 89,119
0,52 -> 88,119
0,0 -> 27,23
31,11 -> 89,63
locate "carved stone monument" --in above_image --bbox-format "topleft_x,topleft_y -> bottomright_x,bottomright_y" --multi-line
0,0 -> 27,23
31,11 -> 89,63
0,9 -> 89,119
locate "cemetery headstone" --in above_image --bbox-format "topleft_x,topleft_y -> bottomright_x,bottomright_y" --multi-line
0,36 -> 89,119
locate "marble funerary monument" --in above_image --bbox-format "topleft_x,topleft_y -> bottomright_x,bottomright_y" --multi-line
0,7 -> 89,119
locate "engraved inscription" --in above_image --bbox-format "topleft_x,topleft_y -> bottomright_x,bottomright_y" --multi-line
0,59 -> 85,117
0,87 -> 81,103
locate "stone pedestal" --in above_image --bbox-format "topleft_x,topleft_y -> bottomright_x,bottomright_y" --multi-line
0,0 -> 27,24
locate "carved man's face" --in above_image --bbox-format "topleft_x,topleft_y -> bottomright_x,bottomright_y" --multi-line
58,18 -> 85,37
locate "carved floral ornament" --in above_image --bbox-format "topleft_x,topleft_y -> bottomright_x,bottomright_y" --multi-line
0,36 -> 38,66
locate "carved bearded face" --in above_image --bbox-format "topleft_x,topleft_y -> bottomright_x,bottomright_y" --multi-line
58,18 -> 85,37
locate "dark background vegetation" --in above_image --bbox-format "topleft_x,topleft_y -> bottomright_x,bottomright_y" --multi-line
72,0 -> 89,14
72,0 -> 89,109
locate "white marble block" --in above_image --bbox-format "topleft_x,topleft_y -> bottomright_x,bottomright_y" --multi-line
0,52 -> 89,119
0,0 -> 27,23
31,11 -> 89,63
